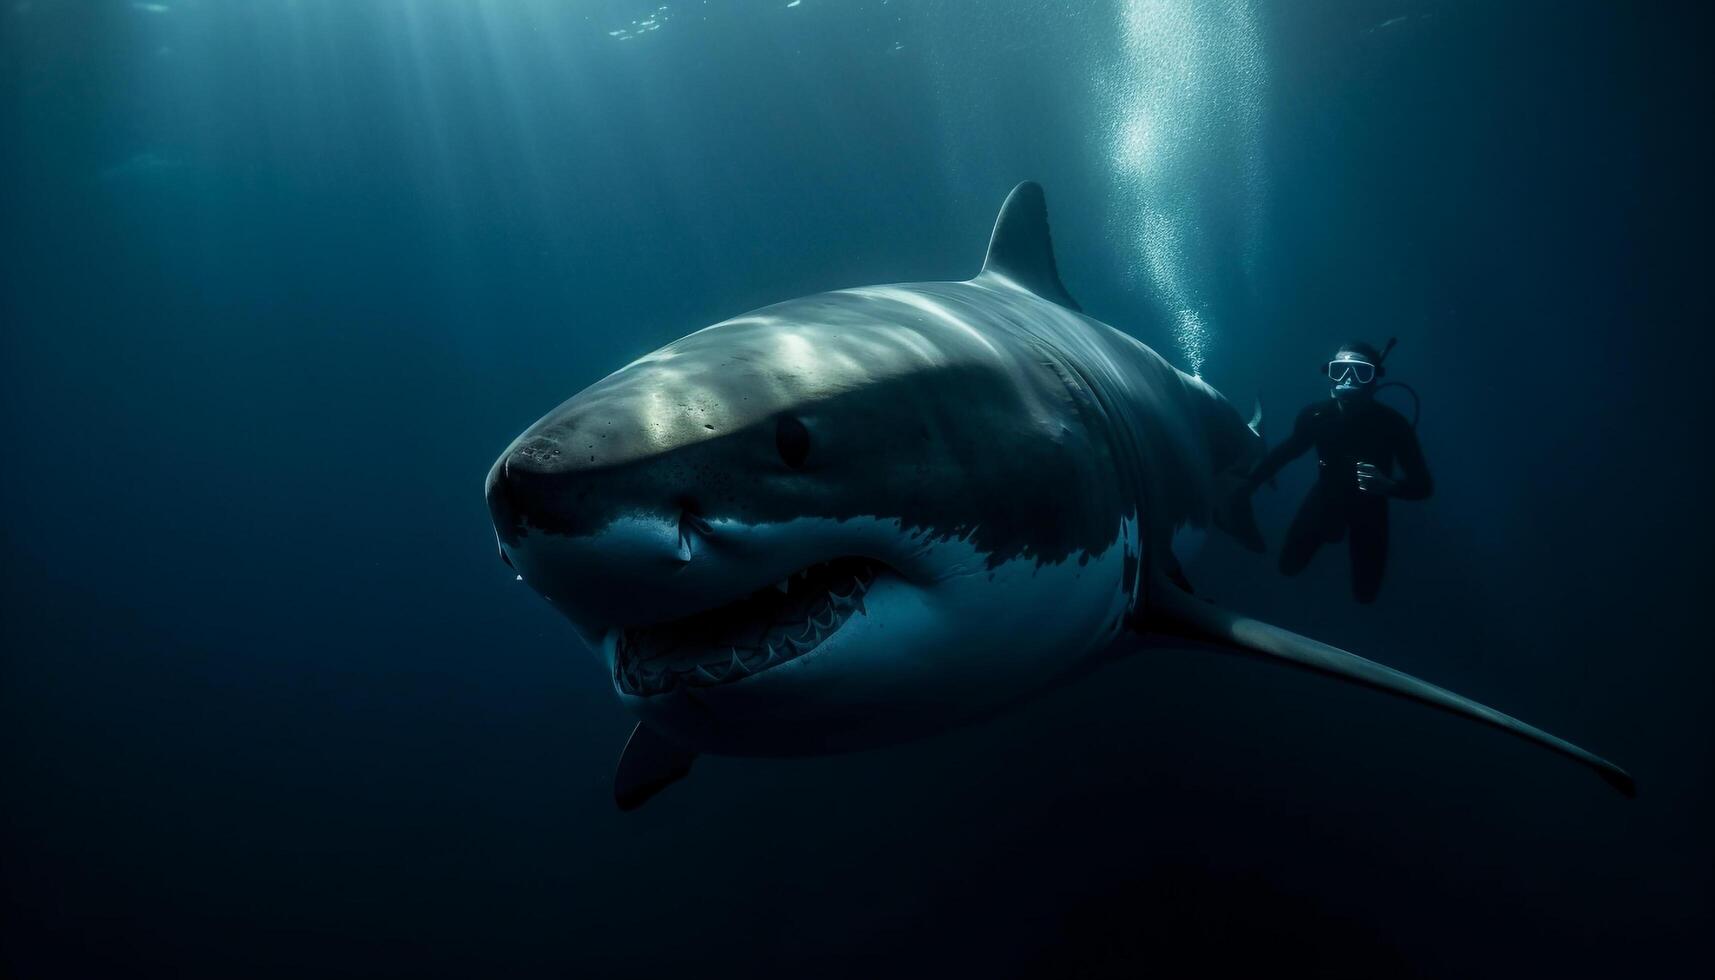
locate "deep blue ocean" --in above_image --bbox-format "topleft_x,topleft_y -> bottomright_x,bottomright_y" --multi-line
3,2 -> 1710,977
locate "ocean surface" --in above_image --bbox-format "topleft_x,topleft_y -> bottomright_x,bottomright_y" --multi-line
2,2 -> 1710,977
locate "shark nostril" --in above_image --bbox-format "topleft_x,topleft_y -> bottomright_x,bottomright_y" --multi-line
775,415 -> 811,469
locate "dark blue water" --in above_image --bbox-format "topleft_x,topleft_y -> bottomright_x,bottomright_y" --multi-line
3,2 -> 1709,977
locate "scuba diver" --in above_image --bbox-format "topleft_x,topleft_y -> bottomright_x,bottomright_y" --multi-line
1241,340 -> 1432,604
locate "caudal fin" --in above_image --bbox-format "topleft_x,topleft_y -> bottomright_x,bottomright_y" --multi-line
1145,580 -> 1636,798
1213,473 -> 1266,553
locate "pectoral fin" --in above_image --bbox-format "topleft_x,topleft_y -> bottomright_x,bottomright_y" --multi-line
615,723 -> 697,811
1145,580 -> 1635,798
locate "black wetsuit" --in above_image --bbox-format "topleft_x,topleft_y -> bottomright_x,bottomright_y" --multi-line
1248,395 -> 1432,603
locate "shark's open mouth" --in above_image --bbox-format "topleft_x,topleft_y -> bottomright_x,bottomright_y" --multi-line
613,557 -> 882,696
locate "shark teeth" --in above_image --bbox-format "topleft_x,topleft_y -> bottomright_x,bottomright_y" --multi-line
614,557 -> 883,697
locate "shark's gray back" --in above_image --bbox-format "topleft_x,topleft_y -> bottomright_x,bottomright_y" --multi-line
823,273 -> 1259,593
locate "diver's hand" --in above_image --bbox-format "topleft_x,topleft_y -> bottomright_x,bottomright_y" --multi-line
1355,462 -> 1397,496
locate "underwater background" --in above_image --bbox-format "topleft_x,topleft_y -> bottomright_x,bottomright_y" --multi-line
2,1 -> 1710,977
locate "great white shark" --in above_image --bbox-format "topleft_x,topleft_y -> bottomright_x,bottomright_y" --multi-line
485,182 -> 1634,809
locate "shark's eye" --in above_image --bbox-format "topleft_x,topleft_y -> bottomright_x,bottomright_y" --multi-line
775,415 -> 811,469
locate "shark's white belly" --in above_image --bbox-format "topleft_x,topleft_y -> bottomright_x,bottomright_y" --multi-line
567,515 -> 1138,756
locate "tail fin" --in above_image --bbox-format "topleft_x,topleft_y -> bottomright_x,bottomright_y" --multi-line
1213,469 -> 1266,553
1247,395 -> 1275,490
1194,384 -> 1266,552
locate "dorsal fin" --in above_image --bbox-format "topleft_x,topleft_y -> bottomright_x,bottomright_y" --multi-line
977,181 -> 1082,312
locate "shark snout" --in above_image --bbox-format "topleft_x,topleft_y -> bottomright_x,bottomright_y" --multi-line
487,428 -> 687,544
485,436 -> 737,633
486,436 -> 578,545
